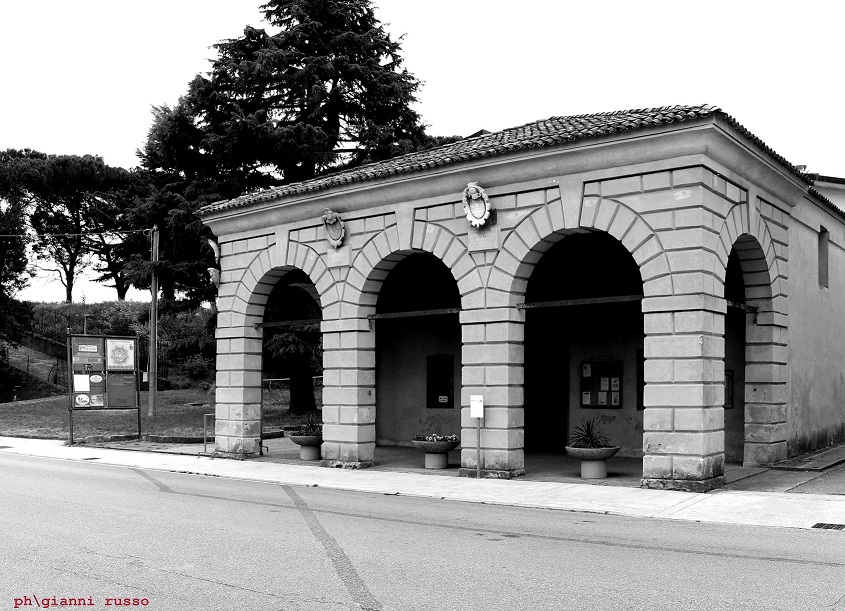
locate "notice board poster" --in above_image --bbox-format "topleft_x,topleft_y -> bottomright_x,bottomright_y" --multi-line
580,359 -> 623,408
106,338 -> 135,371
71,337 -> 105,371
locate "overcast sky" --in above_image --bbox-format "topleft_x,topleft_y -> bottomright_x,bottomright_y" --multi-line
4,0 -> 843,302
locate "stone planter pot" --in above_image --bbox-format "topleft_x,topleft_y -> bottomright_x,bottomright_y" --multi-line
411,439 -> 460,469
289,435 -> 323,460
565,446 -> 620,479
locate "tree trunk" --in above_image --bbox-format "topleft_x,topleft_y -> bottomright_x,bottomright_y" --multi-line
115,278 -> 128,301
288,362 -> 316,415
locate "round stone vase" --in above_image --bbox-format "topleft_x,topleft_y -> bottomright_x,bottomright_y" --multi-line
289,435 -> 323,460
565,446 -> 621,479
411,440 -> 460,469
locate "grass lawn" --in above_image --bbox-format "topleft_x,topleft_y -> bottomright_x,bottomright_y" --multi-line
0,388 -> 316,440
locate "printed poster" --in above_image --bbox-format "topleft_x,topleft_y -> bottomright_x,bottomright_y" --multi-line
106,339 -> 135,370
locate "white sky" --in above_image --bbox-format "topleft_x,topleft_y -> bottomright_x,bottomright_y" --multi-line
4,0 -> 844,303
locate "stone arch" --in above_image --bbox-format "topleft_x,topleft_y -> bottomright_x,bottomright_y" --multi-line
712,203 -> 782,302
319,221 -> 472,468
490,197 -> 674,304
213,240 -> 336,459
715,203 -> 788,466
344,221 -> 483,317
232,241 -> 340,319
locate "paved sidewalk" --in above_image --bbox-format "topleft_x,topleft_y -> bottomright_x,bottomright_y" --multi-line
3,435 -> 845,531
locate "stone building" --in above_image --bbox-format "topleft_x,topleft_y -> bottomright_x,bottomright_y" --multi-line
199,104 -> 845,492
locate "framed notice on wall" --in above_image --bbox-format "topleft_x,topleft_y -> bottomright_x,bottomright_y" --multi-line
580,359 -> 623,408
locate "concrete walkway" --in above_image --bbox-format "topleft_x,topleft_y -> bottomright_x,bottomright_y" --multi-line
3,435 -> 845,532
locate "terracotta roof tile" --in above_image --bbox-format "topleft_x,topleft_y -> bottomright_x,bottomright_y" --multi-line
198,104 -> 809,217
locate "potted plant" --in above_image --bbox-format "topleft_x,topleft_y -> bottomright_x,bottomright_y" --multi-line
565,417 -> 620,479
411,433 -> 460,469
288,412 -> 323,460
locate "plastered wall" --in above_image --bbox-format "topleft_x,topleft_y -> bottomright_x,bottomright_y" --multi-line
786,199 -> 845,453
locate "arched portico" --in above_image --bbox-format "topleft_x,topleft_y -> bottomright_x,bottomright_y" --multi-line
523,231 -> 645,456
199,105 -> 814,494
214,240 -> 336,457
319,221 -> 481,468
716,203 -> 787,466
474,194 -> 678,480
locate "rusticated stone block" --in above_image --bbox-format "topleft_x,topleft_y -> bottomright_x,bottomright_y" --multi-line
744,441 -> 787,466
461,427 -> 524,449
745,402 -> 787,424
323,423 -> 375,444
642,455 -> 673,479
744,422 -> 787,444
643,431 -> 723,455
672,454 -> 724,480
642,475 -> 725,493
460,406 -> 524,429
320,441 -> 375,466
642,407 -> 673,431
673,407 -> 724,432
338,405 -> 376,424
459,448 -> 525,478
460,385 -> 523,408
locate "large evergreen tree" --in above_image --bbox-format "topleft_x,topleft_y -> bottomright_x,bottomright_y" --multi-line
140,0 -> 428,188
127,0 -> 445,304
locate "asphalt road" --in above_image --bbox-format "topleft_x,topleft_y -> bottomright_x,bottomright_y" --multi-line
1,453 -> 844,611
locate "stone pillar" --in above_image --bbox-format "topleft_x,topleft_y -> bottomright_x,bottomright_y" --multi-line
641,295 -> 726,492
214,309 -> 264,457
743,304 -> 788,465
320,318 -> 376,467
458,307 -> 525,478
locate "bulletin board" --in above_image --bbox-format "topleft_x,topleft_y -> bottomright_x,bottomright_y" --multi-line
66,334 -> 141,444
580,359 -> 623,408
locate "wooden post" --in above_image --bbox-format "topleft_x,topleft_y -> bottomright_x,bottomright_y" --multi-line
148,225 -> 159,418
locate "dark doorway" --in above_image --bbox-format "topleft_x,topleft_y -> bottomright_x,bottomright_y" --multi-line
375,253 -> 461,445
524,232 -> 644,454
723,249 -> 747,462
262,270 -> 322,417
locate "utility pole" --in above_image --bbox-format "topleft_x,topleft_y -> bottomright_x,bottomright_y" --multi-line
148,225 -> 159,418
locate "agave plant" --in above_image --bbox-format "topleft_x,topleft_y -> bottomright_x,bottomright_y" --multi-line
568,417 -> 611,449
412,434 -> 459,442
291,412 -> 323,437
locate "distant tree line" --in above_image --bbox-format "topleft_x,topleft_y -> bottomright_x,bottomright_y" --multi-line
0,0 -> 459,409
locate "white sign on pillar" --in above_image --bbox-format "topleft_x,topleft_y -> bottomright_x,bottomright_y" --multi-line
470,394 -> 483,478
470,394 -> 484,419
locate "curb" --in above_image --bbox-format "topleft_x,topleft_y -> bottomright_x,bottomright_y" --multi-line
79,430 -> 286,445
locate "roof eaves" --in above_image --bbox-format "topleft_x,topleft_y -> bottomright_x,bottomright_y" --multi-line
807,185 -> 845,221
198,104 -> 810,218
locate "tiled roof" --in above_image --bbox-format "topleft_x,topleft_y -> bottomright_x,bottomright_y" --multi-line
198,104 -> 810,217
